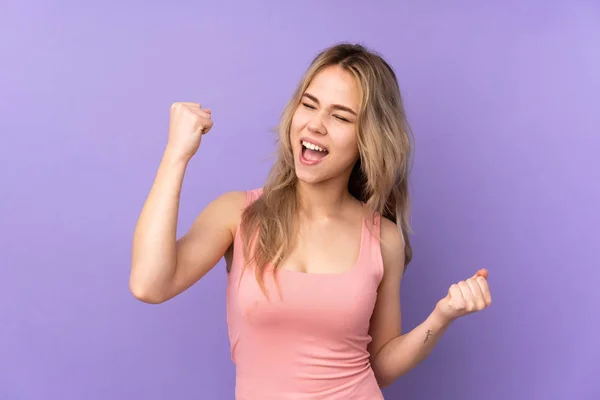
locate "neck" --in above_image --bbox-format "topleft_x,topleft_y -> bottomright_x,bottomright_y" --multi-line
295,179 -> 354,219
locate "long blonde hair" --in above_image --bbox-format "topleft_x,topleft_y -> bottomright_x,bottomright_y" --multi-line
240,43 -> 413,293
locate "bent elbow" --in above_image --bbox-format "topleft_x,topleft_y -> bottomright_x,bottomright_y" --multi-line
372,365 -> 395,389
129,279 -> 167,304
377,379 -> 393,390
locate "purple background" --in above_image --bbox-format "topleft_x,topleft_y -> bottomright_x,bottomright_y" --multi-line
1,1 -> 599,399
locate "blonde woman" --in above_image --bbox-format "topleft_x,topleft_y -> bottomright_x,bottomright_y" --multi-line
130,43 -> 492,399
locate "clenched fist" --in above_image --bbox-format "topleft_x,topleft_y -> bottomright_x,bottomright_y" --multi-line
435,269 -> 492,323
166,102 -> 213,161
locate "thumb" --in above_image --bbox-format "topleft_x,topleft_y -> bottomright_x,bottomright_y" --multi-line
473,268 -> 488,279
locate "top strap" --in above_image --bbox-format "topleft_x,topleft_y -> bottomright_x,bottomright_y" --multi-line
245,188 -> 264,206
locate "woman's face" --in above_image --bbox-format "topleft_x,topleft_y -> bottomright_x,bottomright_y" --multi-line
290,65 -> 361,185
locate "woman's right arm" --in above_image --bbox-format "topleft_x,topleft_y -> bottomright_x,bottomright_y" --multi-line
129,102 -> 244,304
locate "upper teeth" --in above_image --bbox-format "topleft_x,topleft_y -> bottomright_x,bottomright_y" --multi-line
302,140 -> 326,152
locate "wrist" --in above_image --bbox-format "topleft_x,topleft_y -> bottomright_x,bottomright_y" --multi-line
162,148 -> 192,167
430,304 -> 456,329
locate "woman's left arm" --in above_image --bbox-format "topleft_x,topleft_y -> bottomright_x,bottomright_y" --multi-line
368,218 -> 492,388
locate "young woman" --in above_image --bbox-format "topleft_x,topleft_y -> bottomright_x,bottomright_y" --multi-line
130,43 -> 492,399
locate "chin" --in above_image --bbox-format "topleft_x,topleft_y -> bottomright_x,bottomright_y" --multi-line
294,162 -> 326,184
296,172 -> 326,185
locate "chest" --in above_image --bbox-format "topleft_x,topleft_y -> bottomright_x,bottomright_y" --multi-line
230,265 -> 381,338
279,217 -> 365,274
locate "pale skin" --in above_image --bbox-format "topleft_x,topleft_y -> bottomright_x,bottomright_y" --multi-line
130,65 -> 492,388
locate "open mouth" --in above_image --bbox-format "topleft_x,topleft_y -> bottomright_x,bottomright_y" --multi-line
300,140 -> 329,164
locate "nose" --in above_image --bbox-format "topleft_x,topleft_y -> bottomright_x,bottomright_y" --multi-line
307,114 -> 327,135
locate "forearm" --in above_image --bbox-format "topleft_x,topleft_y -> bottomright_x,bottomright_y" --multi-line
130,150 -> 189,299
372,308 -> 452,387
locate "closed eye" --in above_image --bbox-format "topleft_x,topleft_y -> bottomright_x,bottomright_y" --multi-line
334,115 -> 351,122
303,102 -> 351,122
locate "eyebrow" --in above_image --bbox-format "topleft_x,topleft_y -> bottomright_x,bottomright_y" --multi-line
302,93 -> 357,116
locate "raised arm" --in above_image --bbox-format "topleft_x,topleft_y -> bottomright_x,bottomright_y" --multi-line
129,102 -> 245,304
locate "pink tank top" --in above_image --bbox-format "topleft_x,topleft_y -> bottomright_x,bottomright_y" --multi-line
226,188 -> 385,400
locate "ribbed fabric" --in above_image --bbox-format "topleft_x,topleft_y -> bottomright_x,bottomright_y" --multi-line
226,188 -> 385,399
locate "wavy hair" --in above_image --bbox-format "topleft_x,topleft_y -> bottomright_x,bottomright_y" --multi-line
240,43 -> 413,294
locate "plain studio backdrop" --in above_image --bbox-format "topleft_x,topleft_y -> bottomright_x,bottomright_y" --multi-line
1,1 -> 598,399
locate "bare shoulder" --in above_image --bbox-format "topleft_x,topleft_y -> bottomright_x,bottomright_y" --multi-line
204,190 -> 247,232
181,190 -> 247,240
213,190 -> 247,209
379,216 -> 406,279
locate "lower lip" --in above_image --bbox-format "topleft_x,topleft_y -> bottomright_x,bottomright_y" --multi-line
299,146 -> 328,166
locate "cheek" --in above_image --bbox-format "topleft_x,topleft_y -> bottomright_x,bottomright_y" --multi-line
336,129 -> 359,158
290,109 -> 306,135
